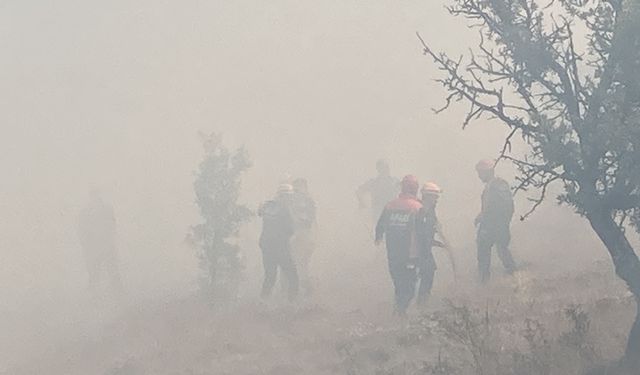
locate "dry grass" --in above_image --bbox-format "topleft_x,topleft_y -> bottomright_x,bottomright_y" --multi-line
5,259 -> 635,375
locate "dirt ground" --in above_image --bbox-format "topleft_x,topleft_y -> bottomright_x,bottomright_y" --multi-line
3,218 -> 636,375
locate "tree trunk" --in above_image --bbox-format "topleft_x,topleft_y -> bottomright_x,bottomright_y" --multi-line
587,209 -> 640,368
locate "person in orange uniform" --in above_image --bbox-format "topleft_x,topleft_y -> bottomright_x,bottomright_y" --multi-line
375,175 -> 425,315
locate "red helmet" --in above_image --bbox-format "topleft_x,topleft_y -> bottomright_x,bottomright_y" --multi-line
475,159 -> 495,172
401,175 -> 419,195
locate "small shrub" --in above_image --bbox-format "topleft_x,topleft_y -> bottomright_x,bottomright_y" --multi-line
188,131 -> 252,302
430,301 -> 500,375
560,304 -> 599,365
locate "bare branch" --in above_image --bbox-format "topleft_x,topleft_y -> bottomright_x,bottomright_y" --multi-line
519,175 -> 561,221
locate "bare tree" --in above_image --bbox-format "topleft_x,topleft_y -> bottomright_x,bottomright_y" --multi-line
419,0 -> 640,368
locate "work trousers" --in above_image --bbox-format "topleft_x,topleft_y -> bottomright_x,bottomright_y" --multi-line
261,242 -> 299,301
388,253 -> 436,314
291,228 -> 315,295
477,222 -> 516,284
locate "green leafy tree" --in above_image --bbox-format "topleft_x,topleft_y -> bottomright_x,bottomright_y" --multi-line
420,0 -> 640,368
188,132 -> 253,301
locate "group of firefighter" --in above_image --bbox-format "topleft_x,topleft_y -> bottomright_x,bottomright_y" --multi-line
257,158 -> 516,315
77,158 -> 516,315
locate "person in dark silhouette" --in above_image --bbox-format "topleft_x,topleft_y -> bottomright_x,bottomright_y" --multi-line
357,159 -> 399,225
474,159 -> 516,284
77,189 -> 123,296
258,184 -> 299,301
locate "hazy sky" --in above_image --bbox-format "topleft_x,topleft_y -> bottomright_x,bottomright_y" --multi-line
1,1 -> 598,309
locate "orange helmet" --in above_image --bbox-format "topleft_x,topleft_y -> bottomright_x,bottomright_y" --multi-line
421,182 -> 442,195
475,159 -> 495,172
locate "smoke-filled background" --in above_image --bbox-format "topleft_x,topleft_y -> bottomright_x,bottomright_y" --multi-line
0,1 -> 624,374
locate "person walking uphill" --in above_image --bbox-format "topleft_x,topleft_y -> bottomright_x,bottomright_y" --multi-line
258,184 -> 299,301
475,159 -> 517,284
375,175 -> 425,315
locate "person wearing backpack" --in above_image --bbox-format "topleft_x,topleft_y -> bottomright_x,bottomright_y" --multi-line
474,159 -> 517,284
258,184 -> 299,301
